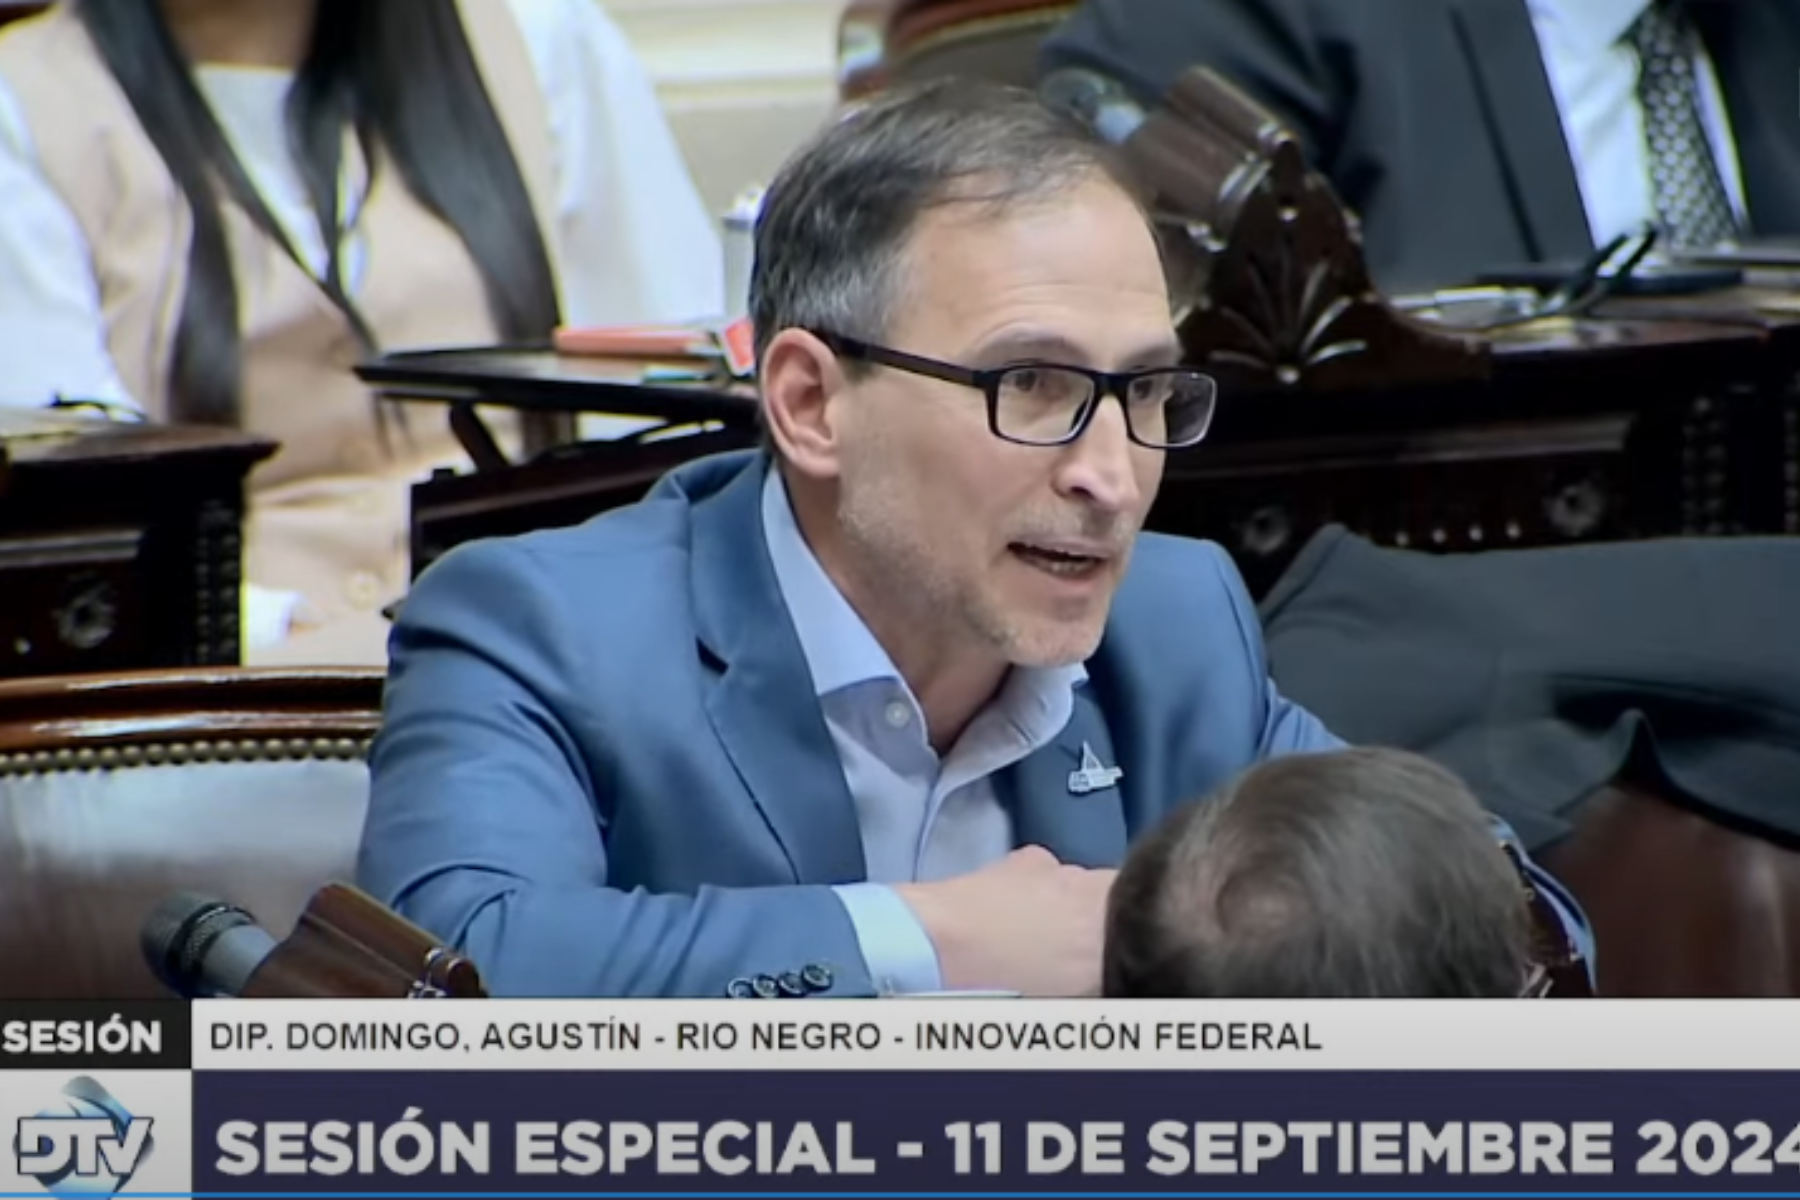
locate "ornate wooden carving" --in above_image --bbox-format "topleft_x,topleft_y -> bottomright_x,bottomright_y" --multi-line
52,571 -> 120,652
1116,68 -> 1490,394
190,497 -> 245,664
1679,393 -> 1734,535
0,417 -> 274,678
410,426 -> 756,579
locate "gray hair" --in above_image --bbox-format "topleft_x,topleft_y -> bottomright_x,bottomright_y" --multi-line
748,77 -> 1149,372
1102,748 -> 1535,998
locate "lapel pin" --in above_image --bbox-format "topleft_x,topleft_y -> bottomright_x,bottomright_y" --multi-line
1067,742 -> 1123,795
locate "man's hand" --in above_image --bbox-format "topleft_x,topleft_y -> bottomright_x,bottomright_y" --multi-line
894,845 -> 1117,997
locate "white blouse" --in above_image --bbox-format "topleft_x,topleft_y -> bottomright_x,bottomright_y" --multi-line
0,0 -> 725,653
0,0 -> 726,410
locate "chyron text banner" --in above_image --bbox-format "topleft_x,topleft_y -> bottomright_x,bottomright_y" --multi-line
188,999 -> 1800,1196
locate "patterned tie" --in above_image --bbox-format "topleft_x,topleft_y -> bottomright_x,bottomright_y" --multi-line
1626,0 -> 1742,248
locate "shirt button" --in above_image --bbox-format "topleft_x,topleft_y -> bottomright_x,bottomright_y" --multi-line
884,701 -> 911,729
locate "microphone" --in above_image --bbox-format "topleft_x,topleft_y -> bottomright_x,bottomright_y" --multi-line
1038,66 -> 1149,145
140,883 -> 489,999
141,893 -> 278,999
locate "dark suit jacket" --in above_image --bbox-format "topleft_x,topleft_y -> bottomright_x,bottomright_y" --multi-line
1259,526 -> 1800,852
1040,0 -> 1800,292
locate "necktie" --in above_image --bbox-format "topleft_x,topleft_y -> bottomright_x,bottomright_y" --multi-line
1626,0 -> 1742,248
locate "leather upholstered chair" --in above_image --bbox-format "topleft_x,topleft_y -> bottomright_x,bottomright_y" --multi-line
0,667 -> 383,998
838,0 -> 1077,99
1540,784 -> 1800,997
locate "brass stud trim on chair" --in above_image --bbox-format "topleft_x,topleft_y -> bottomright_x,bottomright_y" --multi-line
0,736 -> 373,778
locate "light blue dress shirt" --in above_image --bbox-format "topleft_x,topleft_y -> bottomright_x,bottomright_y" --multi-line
1527,0 -> 1747,247
760,469 -> 1087,995
760,468 -> 1597,991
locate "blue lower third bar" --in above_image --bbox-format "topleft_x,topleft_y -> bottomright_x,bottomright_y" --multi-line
189,1070 -> 1800,1195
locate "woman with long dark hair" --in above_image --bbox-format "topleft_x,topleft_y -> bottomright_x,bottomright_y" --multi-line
0,0 -> 722,664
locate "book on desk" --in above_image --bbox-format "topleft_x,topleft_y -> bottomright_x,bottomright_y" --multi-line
361,310 -> 1800,601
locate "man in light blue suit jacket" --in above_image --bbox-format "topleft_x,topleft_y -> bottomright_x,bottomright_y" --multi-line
357,80 -> 1591,998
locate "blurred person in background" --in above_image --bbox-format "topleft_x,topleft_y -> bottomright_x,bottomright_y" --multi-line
0,0 -> 722,665
1041,0 -> 1800,293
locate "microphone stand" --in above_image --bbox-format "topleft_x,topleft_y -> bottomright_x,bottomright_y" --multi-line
239,883 -> 488,999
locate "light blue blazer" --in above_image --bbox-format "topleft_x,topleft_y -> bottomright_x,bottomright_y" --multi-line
356,450 -> 1588,996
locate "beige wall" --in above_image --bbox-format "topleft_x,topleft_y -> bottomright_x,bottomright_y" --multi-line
604,0 -> 844,218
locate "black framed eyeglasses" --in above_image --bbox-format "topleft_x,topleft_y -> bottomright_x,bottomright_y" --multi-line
813,330 -> 1218,450
1499,841 -> 1593,999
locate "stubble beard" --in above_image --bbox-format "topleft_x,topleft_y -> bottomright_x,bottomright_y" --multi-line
836,470 -> 1107,672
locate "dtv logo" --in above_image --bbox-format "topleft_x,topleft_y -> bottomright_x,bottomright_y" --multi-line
14,1077 -> 154,1199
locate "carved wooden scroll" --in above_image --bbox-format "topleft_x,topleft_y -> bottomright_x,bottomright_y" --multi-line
1122,68 -> 1490,393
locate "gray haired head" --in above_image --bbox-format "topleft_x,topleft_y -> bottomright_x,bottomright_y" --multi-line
1102,747 -> 1536,998
748,78 -> 1150,373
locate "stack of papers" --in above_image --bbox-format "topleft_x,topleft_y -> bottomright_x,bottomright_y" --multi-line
552,319 -> 757,382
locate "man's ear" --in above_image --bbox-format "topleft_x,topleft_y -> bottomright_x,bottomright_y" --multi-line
760,328 -> 846,481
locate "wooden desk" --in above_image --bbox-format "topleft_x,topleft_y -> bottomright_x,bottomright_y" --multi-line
378,68 -> 1800,592
0,415 -> 275,678
355,348 -> 758,578
1155,311 -> 1794,595
409,426 -> 756,575
385,310 -> 1797,594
